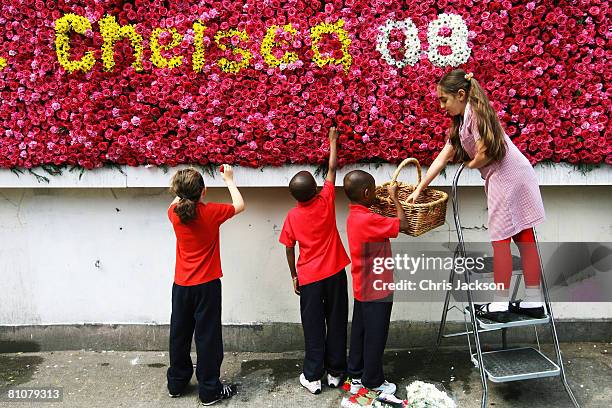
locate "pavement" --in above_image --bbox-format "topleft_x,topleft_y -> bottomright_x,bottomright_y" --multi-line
1,342 -> 610,407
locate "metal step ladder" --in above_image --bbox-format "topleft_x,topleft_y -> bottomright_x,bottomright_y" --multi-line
435,163 -> 580,408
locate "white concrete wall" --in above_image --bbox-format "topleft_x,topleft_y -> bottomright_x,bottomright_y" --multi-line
1,163 -> 610,188
1,164 -> 611,326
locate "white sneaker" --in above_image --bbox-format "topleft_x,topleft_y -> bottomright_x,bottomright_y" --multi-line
299,373 -> 322,394
377,392 -> 405,404
327,373 -> 343,388
371,380 -> 396,395
520,301 -> 544,308
349,378 -> 362,394
488,302 -> 509,313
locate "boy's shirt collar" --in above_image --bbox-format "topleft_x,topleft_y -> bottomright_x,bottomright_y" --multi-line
349,203 -> 371,212
296,194 -> 318,207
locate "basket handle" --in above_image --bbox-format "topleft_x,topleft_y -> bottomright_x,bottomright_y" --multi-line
390,158 -> 422,185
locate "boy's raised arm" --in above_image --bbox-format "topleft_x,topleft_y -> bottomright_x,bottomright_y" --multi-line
326,127 -> 339,184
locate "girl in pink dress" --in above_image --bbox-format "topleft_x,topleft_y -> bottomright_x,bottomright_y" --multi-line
408,69 -> 546,322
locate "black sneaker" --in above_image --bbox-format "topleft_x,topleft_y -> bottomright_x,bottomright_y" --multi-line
474,303 -> 514,323
200,384 -> 237,406
167,383 -> 186,398
509,301 -> 546,319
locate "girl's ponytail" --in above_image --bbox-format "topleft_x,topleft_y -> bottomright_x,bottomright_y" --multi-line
439,69 -> 507,162
465,75 -> 506,161
174,197 -> 198,224
170,169 -> 205,224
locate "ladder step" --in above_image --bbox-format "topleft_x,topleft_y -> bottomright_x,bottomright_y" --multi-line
465,306 -> 550,330
472,347 -> 560,383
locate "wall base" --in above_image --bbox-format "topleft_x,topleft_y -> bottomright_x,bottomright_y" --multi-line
1,320 -> 610,353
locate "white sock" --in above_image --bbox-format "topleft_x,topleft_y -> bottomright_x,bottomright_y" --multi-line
489,289 -> 509,312
522,286 -> 543,308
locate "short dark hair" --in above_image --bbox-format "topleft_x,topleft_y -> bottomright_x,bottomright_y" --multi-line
343,170 -> 375,202
289,171 -> 317,202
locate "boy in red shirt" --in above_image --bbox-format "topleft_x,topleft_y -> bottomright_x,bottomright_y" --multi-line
167,165 -> 245,405
279,127 -> 351,394
343,170 -> 408,395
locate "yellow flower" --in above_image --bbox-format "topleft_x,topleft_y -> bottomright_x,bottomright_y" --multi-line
99,15 -> 144,72
150,27 -> 184,69
192,21 -> 206,72
214,29 -> 252,74
310,19 -> 352,73
0,58 -> 6,70
261,24 -> 298,68
54,13 -> 96,73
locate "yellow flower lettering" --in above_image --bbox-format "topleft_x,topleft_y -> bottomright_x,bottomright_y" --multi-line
261,24 -> 299,68
150,27 -> 184,69
214,29 -> 252,74
54,14 -> 96,73
99,15 -> 144,72
310,19 -> 352,73
192,21 -> 206,72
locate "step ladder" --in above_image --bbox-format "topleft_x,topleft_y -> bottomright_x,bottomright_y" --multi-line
435,163 -> 580,408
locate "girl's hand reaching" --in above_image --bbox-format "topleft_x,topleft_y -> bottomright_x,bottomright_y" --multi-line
220,164 -> 245,214
220,164 -> 234,183
406,188 -> 422,204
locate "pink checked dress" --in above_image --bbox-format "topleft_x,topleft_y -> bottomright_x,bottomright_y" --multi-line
456,103 -> 546,241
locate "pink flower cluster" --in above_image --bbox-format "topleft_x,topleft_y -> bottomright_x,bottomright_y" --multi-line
0,0 -> 609,170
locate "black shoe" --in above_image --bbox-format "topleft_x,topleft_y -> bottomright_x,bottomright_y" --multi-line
167,383 -> 187,398
474,303 -> 514,323
200,384 -> 237,406
509,301 -> 546,319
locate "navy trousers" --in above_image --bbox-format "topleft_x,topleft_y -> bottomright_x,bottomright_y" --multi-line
299,270 -> 349,381
347,296 -> 393,388
167,279 -> 223,400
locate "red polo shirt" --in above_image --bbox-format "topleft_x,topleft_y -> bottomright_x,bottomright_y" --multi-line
279,181 -> 351,286
168,202 -> 235,286
346,204 -> 400,301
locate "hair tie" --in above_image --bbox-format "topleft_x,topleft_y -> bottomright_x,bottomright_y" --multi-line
464,72 -> 474,81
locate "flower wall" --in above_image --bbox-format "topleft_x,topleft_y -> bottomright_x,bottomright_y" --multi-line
0,0 -> 609,169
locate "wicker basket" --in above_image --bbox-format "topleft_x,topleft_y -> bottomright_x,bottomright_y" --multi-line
370,158 -> 448,237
